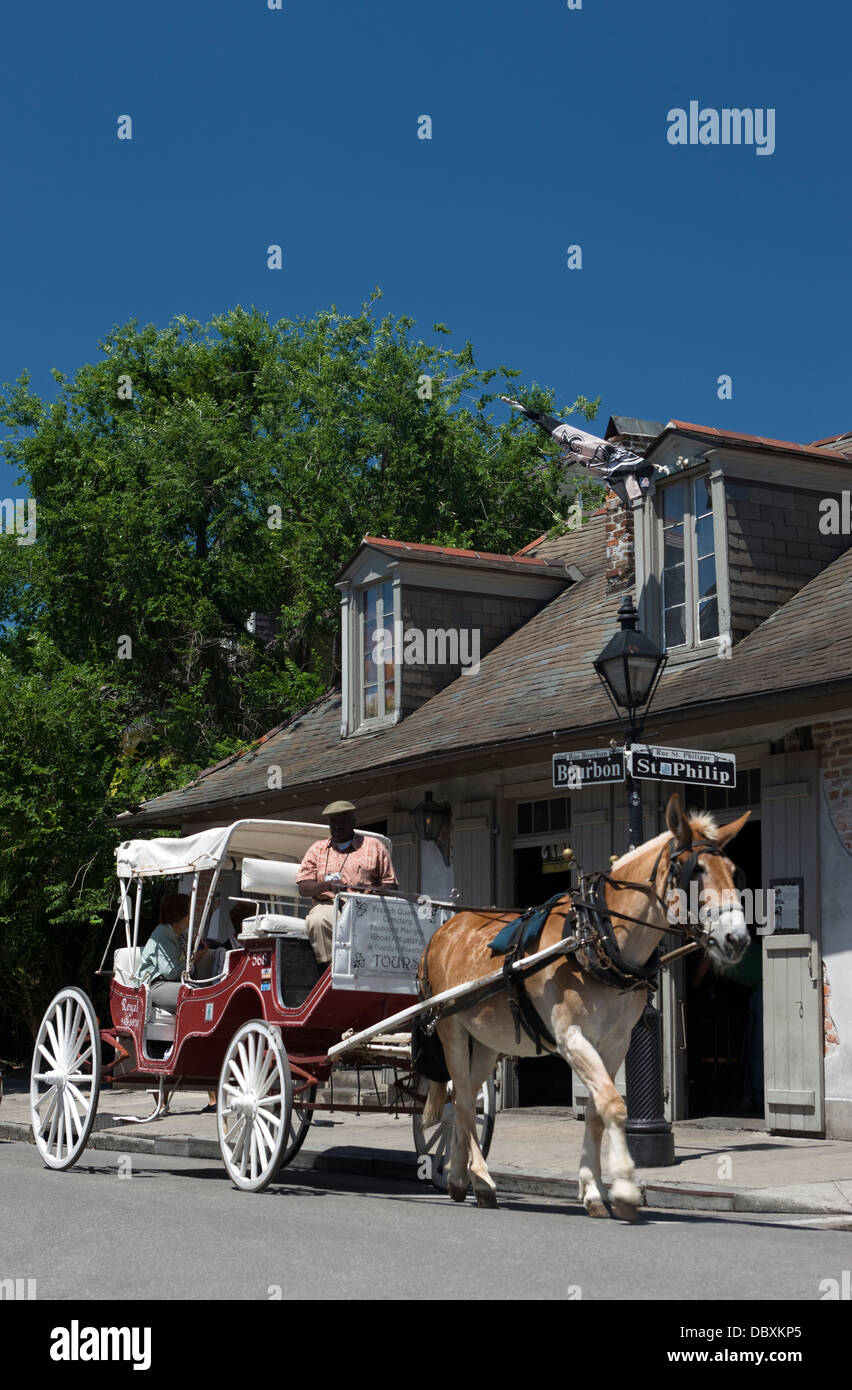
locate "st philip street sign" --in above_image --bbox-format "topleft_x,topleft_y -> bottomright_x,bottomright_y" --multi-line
626,744 -> 736,787
553,749 -> 626,788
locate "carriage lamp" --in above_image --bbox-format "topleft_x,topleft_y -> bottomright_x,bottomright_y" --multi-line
411,792 -> 451,863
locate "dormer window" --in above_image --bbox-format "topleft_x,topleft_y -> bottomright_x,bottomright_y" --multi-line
337,536 -> 570,737
661,475 -> 719,649
360,579 -> 397,723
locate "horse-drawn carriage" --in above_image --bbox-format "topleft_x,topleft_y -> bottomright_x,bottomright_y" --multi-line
29,819 -> 494,1192
30,797 -> 751,1215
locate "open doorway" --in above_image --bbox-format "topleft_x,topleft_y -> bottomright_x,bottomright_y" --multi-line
512,846 -> 573,1107
684,818 -> 763,1118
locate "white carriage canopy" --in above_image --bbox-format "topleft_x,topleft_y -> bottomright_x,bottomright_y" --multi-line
115,819 -> 331,878
115,819 -> 392,879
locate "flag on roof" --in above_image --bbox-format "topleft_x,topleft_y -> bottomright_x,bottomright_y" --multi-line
502,397 -> 656,505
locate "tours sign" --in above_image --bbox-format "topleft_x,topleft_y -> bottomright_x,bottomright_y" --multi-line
626,744 -> 737,788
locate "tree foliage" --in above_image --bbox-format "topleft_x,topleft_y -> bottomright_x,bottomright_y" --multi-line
0,295 -> 598,1054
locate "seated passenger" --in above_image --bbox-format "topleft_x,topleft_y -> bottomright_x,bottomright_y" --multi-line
296,800 -> 398,966
135,891 -> 197,1012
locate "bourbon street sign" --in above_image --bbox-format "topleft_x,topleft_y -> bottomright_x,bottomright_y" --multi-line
553,749 -> 626,788
626,744 -> 736,787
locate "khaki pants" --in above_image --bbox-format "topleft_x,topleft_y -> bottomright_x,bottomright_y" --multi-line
305,903 -> 336,965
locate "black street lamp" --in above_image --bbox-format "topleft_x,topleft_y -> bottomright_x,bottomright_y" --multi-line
594,594 -> 674,1167
594,594 -> 667,848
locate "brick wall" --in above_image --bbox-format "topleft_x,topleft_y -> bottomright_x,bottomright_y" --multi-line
728,481 -> 849,643
399,585 -> 545,714
812,718 -> 852,854
605,491 -> 634,594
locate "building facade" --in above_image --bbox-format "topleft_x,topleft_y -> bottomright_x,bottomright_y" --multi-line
121,418 -> 852,1138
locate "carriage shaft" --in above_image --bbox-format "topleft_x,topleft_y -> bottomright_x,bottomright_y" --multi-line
326,933 -> 580,1059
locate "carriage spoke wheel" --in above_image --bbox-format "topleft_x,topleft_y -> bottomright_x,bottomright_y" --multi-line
412,1073 -> 496,1191
30,987 -> 101,1171
278,1085 -> 316,1168
217,1021 -> 293,1192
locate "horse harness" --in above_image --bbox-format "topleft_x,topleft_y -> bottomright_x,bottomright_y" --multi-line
419,836 -> 741,1058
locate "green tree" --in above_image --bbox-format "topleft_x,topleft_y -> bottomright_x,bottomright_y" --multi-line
0,295 -> 598,1053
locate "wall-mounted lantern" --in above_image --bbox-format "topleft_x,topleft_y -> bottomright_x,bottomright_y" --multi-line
411,791 -> 451,864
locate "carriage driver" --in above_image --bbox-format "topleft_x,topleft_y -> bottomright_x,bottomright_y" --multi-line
297,801 -> 398,966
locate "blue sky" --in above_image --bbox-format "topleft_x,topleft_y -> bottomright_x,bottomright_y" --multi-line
1,0 -> 849,497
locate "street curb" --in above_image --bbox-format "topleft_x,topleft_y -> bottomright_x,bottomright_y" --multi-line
4,1120 -> 851,1215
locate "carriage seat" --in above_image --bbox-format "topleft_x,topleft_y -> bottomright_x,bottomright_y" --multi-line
237,857 -> 308,939
238,913 -> 308,941
112,946 -> 176,1039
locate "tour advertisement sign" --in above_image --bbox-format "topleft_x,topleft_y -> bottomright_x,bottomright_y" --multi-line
332,894 -> 451,993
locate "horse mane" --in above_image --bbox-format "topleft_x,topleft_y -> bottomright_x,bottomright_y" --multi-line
688,810 -> 721,842
610,808 -> 721,874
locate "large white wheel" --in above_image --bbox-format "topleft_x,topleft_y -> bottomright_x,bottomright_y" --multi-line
277,1084 -> 315,1168
217,1020 -> 293,1192
412,1073 -> 496,1190
30,987 -> 101,1170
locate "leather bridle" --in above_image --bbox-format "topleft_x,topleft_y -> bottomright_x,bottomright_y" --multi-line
589,836 -> 744,962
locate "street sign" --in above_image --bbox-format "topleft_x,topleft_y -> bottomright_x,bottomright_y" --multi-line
553,749 -> 626,788
626,744 -> 736,787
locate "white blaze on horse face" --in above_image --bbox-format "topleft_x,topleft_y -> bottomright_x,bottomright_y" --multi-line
668,880 -> 748,961
701,882 -> 748,962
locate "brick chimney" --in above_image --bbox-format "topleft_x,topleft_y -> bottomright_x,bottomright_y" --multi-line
602,415 -> 663,596
605,490 -> 635,594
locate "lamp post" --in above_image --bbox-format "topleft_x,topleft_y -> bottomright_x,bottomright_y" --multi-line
593,595 -> 675,1167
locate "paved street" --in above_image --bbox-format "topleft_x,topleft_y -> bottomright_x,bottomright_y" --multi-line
2,1140 -> 851,1302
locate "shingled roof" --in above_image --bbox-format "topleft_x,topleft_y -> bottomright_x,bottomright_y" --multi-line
118,514 -> 852,828
656,421 -> 852,464
338,536 -> 564,578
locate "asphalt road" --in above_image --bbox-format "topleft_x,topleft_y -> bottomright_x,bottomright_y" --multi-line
1,1140 -> 851,1303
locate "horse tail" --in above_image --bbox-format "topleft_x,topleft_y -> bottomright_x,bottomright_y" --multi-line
421,1080 -> 447,1128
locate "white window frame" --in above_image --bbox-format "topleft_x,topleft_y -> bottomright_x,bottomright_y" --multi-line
636,459 -> 731,663
358,578 -> 399,729
339,572 -> 403,736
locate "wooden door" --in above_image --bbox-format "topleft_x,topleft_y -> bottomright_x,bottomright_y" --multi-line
760,752 -> 824,1134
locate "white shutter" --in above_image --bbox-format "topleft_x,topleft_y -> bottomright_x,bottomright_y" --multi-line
386,812 -> 418,895
453,800 -> 493,906
760,752 -> 824,1134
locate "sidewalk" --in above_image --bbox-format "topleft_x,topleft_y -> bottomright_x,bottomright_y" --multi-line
4,1082 -> 852,1216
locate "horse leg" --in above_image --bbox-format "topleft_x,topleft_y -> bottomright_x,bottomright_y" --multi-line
462,1039 -> 500,1208
439,1018 -> 477,1204
556,1024 -> 642,1221
578,1098 -> 608,1218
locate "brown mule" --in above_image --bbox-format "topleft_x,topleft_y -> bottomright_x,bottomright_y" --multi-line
419,793 -> 750,1215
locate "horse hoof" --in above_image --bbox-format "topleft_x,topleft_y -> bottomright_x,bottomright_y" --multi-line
448,1180 -> 468,1204
584,1198 -> 610,1219
474,1188 -> 498,1209
612,1199 -> 641,1223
